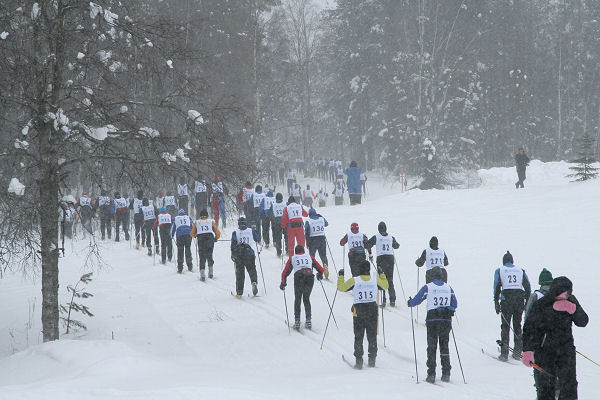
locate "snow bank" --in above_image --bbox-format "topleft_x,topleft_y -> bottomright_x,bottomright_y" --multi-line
478,160 -> 573,187
8,178 -> 25,195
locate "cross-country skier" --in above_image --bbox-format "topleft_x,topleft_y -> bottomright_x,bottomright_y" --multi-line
304,208 -> 329,279
281,196 -> 308,258
524,268 -> 553,322
177,177 -> 189,214
302,184 -> 315,208
97,190 -> 112,240
153,207 -> 172,264
77,190 -> 94,235
260,189 -> 274,248
131,190 -> 144,249
338,260 -> 389,369
522,276 -> 588,399
333,180 -> 344,206
141,198 -> 158,256
230,217 -> 260,297
59,197 -> 76,239
415,236 -> 449,283
112,192 -> 130,242
317,185 -> 327,207
211,177 -> 227,228
365,222 -> 400,307
493,251 -> 531,361
515,147 -> 530,189
268,193 -> 286,257
339,223 -> 372,277
164,191 -> 177,218
249,184 -> 265,237
286,169 -> 296,195
171,209 -> 193,273
280,245 -> 324,329
194,178 -> 208,218
407,266 -> 458,383
190,209 -> 220,281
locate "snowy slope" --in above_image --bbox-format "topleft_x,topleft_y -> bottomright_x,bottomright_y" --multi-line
0,161 -> 598,400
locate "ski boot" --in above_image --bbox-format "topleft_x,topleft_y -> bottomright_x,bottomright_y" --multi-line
136,242 -> 140,250
147,247 -> 152,256
265,243 -> 270,249
200,269 -> 206,282
294,318 -> 301,330
188,266 -> 193,272
208,265 -> 214,279
155,245 -> 160,255
441,372 -> 450,382
354,357 -> 363,370
368,357 -> 376,368
252,282 -> 258,296
390,301 -> 396,307
305,318 -> 312,330
498,353 -> 508,362
323,264 -> 329,280
425,374 -> 435,383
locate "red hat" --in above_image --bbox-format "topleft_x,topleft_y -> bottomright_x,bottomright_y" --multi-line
351,222 -> 359,234
213,176 -> 220,182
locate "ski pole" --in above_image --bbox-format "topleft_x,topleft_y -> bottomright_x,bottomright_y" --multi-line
320,283 -> 339,350
283,288 -> 291,336
410,305 -> 419,383
451,327 -> 467,384
318,279 -> 338,329
392,249 -> 407,302
324,237 -> 338,273
255,241 -> 267,295
576,350 -> 600,368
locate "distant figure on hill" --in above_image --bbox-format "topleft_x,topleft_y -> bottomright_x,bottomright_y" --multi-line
515,148 -> 530,189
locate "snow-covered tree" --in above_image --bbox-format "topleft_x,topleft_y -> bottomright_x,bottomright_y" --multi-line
567,133 -> 598,182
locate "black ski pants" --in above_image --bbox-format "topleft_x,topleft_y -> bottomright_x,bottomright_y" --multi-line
195,193 -> 208,218
235,255 -> 257,295
134,214 -> 144,244
115,211 -> 129,241
179,195 -> 189,214
500,295 -> 525,356
293,271 -> 314,319
176,235 -> 193,272
426,320 -> 452,376
159,226 -> 172,263
80,207 -> 94,234
262,217 -> 271,245
271,220 -> 283,256
377,255 -> 395,303
99,206 -> 112,239
516,167 -> 526,188
353,302 -> 378,361
197,234 -> 215,270
143,220 -> 155,249
349,251 -> 366,277
536,346 -> 578,400
349,193 -> 362,205
308,236 -> 328,266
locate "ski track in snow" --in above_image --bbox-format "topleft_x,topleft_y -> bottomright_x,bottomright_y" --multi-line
0,161 -> 598,399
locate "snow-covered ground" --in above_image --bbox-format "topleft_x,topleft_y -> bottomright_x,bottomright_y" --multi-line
1,161 -> 598,399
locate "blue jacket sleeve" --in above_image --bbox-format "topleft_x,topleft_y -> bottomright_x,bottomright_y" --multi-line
450,288 -> 458,311
304,221 -> 310,238
409,285 -> 429,307
253,228 -> 261,243
323,218 -> 329,227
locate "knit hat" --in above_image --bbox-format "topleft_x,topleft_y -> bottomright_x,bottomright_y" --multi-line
378,221 -> 387,234
502,251 -> 513,265
538,268 -> 553,285
199,209 -> 208,217
295,245 -> 304,254
287,196 -> 296,204
429,236 -> 438,249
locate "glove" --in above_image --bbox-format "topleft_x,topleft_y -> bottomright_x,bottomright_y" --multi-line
494,301 -> 501,314
553,299 -> 576,314
377,266 -> 383,274
213,237 -> 218,242
231,256 -> 236,262
317,272 -> 323,281
407,296 -> 413,307
280,283 -> 286,291
521,351 -> 535,367
338,269 -> 344,276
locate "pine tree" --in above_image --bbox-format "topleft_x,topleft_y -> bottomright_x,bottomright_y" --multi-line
419,138 -> 447,190
567,133 -> 599,181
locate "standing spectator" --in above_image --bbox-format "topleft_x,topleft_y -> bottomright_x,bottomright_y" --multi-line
515,147 -> 530,189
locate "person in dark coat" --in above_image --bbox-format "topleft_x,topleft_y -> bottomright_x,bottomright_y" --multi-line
515,148 -> 530,189
522,276 -> 588,400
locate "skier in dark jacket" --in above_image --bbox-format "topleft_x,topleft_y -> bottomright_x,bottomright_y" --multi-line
304,208 -> 329,279
408,266 -> 457,383
415,236 -> 449,283
493,251 -> 531,361
515,147 -> 530,189
365,222 -> 400,307
522,276 -> 588,400
231,217 -> 260,297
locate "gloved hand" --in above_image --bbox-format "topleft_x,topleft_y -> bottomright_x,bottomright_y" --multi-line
407,296 -> 413,307
553,299 -> 576,314
495,301 -> 501,314
280,283 -> 286,291
522,351 -> 535,367
338,269 -> 344,276
231,256 -> 236,262
377,266 -> 383,274
317,272 -> 323,281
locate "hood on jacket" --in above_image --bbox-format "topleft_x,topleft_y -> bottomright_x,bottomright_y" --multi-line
429,236 -> 439,250
378,221 -> 387,234
549,276 -> 573,298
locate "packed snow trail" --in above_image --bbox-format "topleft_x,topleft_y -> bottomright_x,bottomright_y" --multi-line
0,161 -> 598,399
